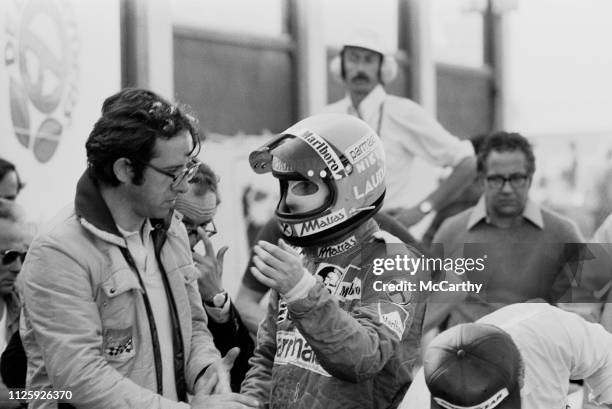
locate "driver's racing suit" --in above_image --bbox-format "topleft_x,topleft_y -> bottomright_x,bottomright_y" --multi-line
241,219 -> 429,409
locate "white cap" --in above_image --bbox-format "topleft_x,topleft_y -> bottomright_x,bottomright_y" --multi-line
340,28 -> 392,55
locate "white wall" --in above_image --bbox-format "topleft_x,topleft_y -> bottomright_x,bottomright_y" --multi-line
432,0 -> 486,68
505,0 -> 612,137
320,0 -> 398,50
171,0 -> 284,36
0,0 -> 122,223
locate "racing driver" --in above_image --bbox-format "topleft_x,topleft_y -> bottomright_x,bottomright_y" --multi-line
240,113 -> 428,408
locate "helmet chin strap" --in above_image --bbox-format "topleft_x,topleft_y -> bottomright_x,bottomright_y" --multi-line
280,192 -> 385,248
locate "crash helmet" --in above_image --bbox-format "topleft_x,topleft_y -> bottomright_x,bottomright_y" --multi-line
329,28 -> 398,85
249,113 -> 386,246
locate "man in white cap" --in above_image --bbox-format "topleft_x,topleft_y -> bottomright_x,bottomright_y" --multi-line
321,29 -> 477,229
400,302 -> 612,409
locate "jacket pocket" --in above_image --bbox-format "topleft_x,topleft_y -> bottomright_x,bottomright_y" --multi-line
97,268 -> 142,330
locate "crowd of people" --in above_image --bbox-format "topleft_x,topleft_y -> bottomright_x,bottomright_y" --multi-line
0,32 -> 611,409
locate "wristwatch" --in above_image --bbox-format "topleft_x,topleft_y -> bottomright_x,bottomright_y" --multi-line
204,291 -> 228,308
418,200 -> 433,214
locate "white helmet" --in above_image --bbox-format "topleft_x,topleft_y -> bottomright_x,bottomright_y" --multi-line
249,114 -> 386,246
329,29 -> 398,85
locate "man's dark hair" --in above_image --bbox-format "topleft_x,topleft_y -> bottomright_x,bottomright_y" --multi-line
477,131 -> 536,175
189,162 -> 221,205
86,88 -> 201,186
0,158 -> 25,194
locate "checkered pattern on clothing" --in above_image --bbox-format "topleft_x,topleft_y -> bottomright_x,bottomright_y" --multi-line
105,338 -> 133,357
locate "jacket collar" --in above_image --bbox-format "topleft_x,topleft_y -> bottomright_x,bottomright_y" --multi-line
467,196 -> 544,230
74,171 -> 172,247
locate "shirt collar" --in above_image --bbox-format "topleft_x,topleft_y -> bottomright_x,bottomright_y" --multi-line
117,219 -> 154,248
467,196 -> 544,230
346,84 -> 386,117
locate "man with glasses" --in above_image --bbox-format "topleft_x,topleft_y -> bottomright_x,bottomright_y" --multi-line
425,131 -> 586,331
131,156 -> 201,192
0,199 -> 30,408
19,89 -> 259,409
175,162 -> 254,393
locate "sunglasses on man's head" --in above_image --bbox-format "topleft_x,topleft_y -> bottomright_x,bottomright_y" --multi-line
1,249 -> 26,266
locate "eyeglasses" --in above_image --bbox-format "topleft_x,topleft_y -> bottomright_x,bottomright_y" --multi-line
485,173 -> 530,189
185,220 -> 217,238
134,158 -> 200,189
1,249 -> 26,266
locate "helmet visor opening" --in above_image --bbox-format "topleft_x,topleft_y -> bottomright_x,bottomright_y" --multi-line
276,176 -> 336,220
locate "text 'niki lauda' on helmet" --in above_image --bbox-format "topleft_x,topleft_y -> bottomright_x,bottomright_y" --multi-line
249,113 -> 386,247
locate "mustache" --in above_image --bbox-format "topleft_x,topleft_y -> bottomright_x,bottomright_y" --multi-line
350,72 -> 372,82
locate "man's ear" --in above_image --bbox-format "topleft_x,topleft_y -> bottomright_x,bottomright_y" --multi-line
113,158 -> 133,184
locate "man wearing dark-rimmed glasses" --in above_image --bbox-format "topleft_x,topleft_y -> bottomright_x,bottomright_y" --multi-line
0,200 -> 27,316
18,88 -> 259,409
174,162 -> 254,393
425,131 -> 587,333
131,157 -> 201,191
0,199 -> 30,405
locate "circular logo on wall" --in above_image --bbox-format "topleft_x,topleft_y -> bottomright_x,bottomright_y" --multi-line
4,0 -> 79,163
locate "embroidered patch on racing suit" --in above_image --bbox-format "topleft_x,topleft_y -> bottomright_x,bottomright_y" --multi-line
275,330 -> 331,377
378,303 -> 408,339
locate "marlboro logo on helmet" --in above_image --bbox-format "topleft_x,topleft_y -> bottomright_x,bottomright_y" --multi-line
296,129 -> 347,180
249,113 -> 386,247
